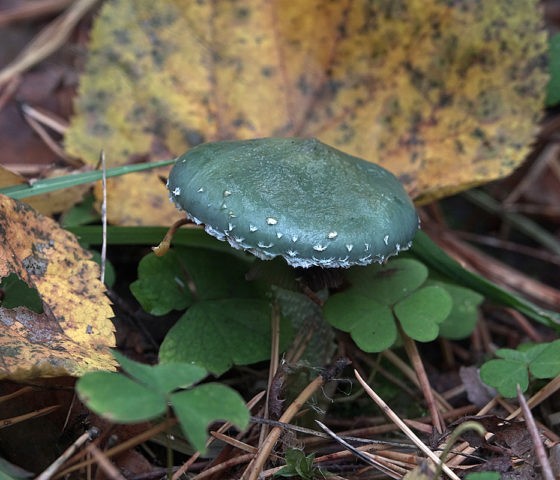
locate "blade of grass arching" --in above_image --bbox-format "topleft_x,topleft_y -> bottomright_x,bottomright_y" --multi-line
411,231 -> 560,328
0,159 -> 175,200
67,226 -> 249,258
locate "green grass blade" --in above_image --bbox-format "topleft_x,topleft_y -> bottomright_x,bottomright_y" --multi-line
68,225 -> 245,256
411,231 -> 560,328
0,159 -> 176,200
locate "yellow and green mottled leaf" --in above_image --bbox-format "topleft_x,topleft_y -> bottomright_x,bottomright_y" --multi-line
0,195 -> 116,379
65,0 -> 547,223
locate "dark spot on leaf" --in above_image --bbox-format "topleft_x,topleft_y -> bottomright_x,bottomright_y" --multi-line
182,129 -> 205,147
236,7 -> 250,19
376,268 -> 398,279
113,29 -> 130,45
261,66 -> 274,77
22,255 -> 48,277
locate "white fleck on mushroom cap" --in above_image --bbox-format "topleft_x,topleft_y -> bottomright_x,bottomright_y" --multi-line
168,138 -> 419,268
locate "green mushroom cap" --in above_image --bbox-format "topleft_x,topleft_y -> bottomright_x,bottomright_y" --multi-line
167,138 -> 419,268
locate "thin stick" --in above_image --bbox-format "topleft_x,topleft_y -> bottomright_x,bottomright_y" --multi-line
516,385 -> 555,480
37,427 -> 99,480
20,102 -> 68,134
56,418 -> 177,478
507,375 -> 560,422
242,375 -> 326,480
0,405 -> 59,429
383,349 -> 452,411
20,104 -> 71,161
259,302 -> 281,445
192,453 -> 255,480
0,0 -> 99,86
399,328 -> 446,433
85,443 -> 126,480
100,151 -> 107,284
504,142 -> 560,204
172,391 -> 265,480
0,386 -> 34,403
447,375 -> 560,467
316,420 -> 403,478
354,369 -> 460,480
0,0 -> 73,27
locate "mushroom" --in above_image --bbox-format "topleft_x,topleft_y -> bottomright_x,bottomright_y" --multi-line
167,137 -> 419,268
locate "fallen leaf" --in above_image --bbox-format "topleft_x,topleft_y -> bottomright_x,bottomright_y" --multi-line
92,170 -> 181,225
24,168 -> 91,217
65,0 -> 547,224
0,165 -> 25,188
0,165 -> 90,217
0,195 -> 116,379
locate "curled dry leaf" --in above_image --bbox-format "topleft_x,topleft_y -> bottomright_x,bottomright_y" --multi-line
65,0 -> 547,224
0,195 -> 116,380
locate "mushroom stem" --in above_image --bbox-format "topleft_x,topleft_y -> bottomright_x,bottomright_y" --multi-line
152,217 -> 190,256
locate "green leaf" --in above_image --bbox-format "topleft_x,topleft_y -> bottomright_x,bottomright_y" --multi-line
324,292 -> 396,352
529,339 -> 560,379
60,193 -> 99,227
465,472 -> 501,480
89,250 -> 116,288
171,383 -> 249,453
479,359 -> 528,398
130,247 -> 256,316
0,457 -> 28,480
411,231 -> 560,328
274,287 -> 336,365
0,273 -> 43,313
346,258 -> 428,305
76,371 -> 166,422
113,351 -> 208,395
275,449 -> 317,479
0,159 -> 175,200
432,281 -> 483,340
77,358 -> 245,453
130,249 -> 194,315
159,299 -> 291,375
394,285 -> 452,342
494,348 -> 527,363
547,33 -> 560,107
170,248 -> 256,301
68,225 -> 238,252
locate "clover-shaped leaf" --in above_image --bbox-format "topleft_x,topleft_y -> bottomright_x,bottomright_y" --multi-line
480,340 -> 560,398
394,285 -> 452,342
324,258 -> 453,352
433,281 -> 484,340
77,353 -> 248,452
345,258 -> 428,305
479,358 -> 528,399
324,293 -> 396,352
77,371 -> 166,423
172,383 -> 250,453
159,299 -> 292,375
130,247 -> 256,316
529,340 -> 560,379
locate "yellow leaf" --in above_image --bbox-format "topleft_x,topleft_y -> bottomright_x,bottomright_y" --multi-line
0,165 -> 25,188
65,0 -> 547,223
24,168 -> 91,217
93,169 -> 182,226
0,195 -> 116,379
0,165 -> 90,217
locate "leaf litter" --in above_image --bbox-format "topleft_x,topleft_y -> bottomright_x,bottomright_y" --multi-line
0,195 -> 116,379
